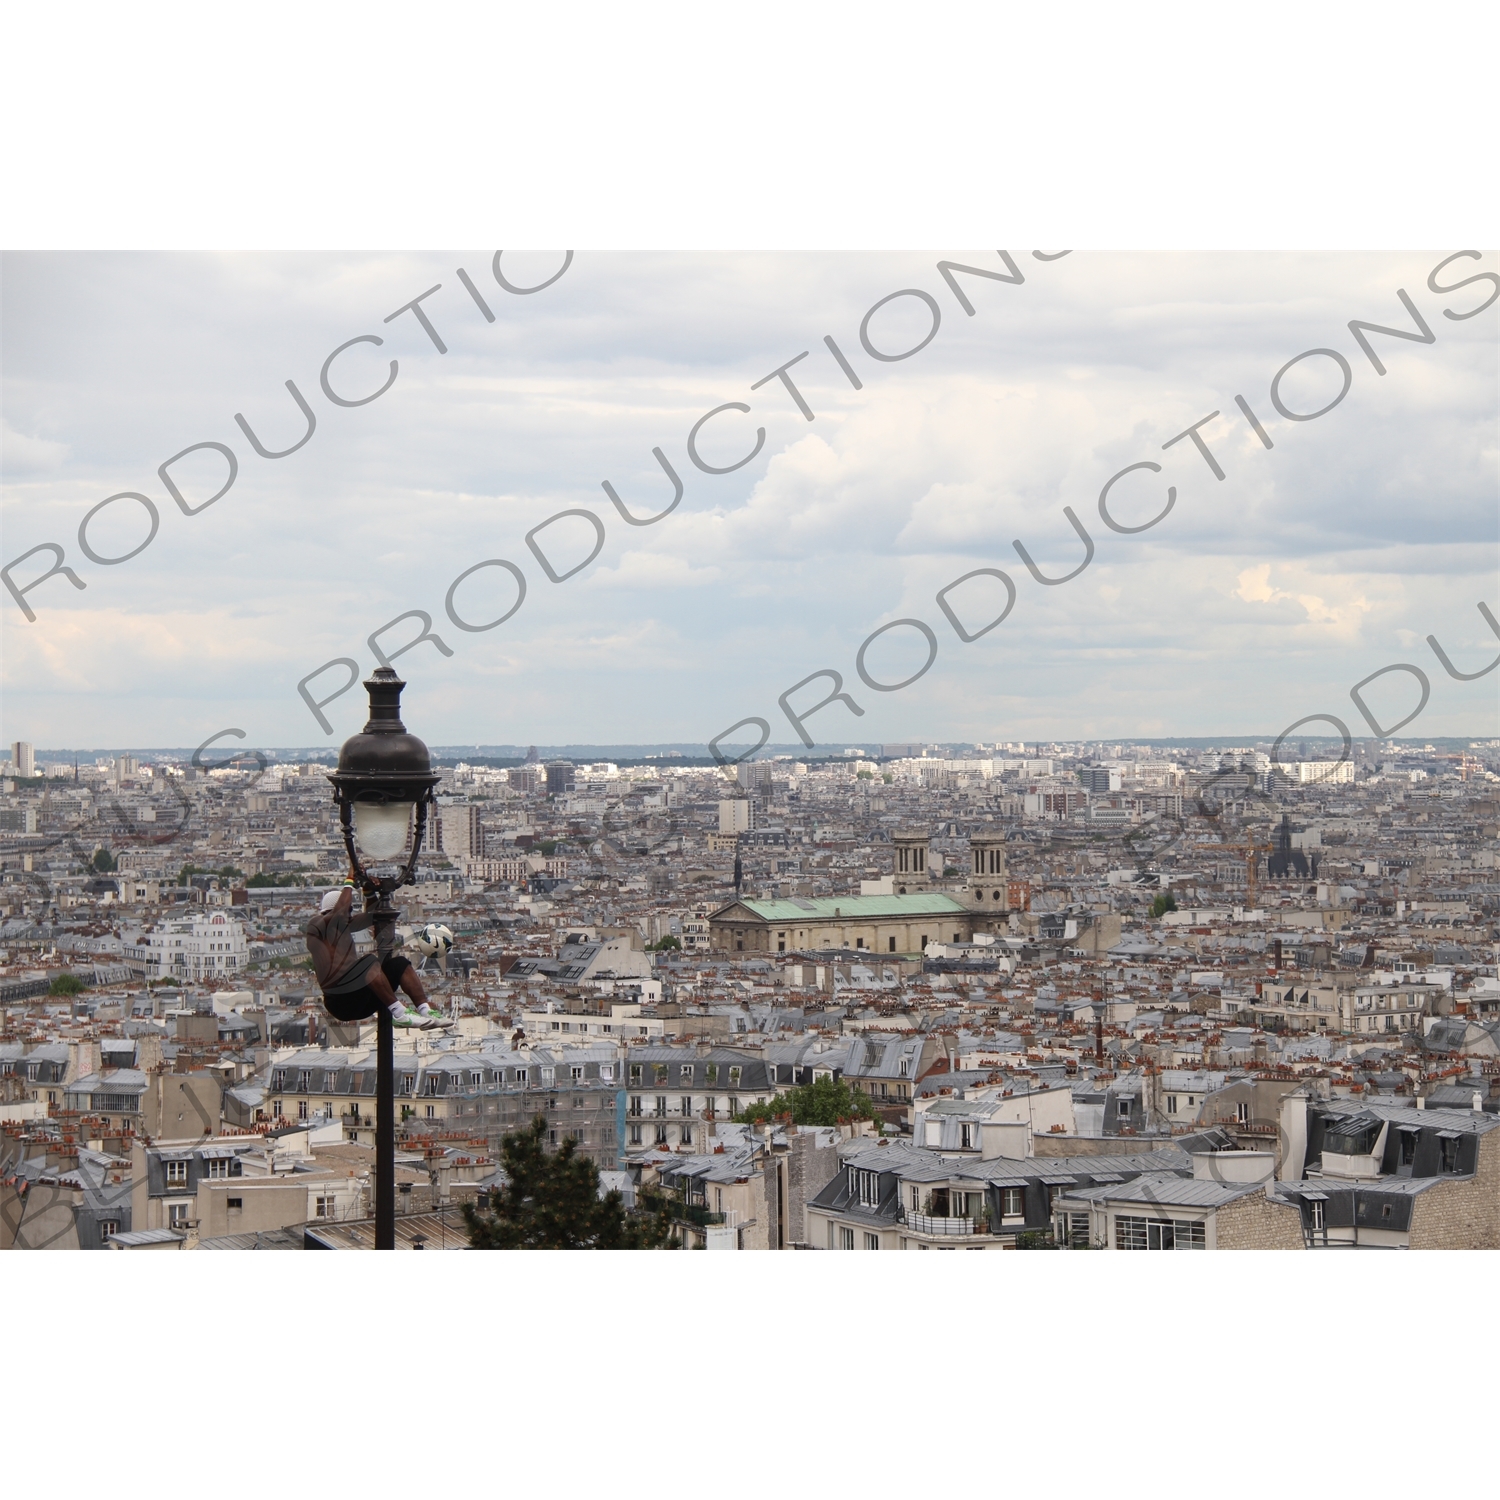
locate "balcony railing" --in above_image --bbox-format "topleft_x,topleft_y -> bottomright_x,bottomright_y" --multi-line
905,1213 -> 982,1237
677,1203 -> 727,1227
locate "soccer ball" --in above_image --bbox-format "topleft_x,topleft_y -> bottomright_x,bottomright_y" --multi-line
405,923 -> 455,972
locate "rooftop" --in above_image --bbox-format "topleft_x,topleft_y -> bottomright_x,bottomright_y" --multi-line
715,894 -> 971,921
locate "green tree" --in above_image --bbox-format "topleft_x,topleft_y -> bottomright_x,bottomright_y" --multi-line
1149,892 -> 1178,918
735,1075 -> 877,1127
461,1116 -> 679,1249
646,935 -> 681,951
91,847 -> 117,873
49,973 -> 86,996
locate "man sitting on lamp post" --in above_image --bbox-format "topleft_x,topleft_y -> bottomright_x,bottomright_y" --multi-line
306,876 -> 441,1028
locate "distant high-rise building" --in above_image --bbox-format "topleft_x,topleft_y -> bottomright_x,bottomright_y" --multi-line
737,760 -> 773,792
1079,766 -> 1121,793
508,765 -> 541,795
544,760 -> 575,796
11,741 -> 34,777
718,798 -> 753,834
114,755 -> 138,781
438,803 -> 483,860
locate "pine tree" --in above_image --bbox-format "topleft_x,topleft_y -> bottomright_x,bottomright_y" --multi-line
461,1116 -> 679,1249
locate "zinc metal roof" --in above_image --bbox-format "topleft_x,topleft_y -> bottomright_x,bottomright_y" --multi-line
1060,1171 -> 1266,1208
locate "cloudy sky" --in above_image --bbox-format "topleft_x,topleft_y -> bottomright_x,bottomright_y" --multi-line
2,249 -> 1496,753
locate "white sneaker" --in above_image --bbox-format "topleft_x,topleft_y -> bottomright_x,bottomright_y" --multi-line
389,1005 -> 420,1028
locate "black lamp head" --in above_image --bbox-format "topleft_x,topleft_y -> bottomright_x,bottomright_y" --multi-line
328,668 -> 440,807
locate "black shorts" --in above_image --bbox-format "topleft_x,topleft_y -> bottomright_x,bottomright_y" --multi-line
321,955 -> 412,1021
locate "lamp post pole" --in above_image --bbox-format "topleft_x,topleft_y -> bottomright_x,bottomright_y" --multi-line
328,667 -> 438,1252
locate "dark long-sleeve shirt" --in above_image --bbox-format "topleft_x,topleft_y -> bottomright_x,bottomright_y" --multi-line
305,905 -> 376,993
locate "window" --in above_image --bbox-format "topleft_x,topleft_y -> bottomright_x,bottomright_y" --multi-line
471,1071 -> 483,1087
316,1197 -> 335,1218
168,1202 -> 191,1228
655,1096 -> 668,1117
910,1186 -> 921,1211
728,1066 -> 742,1087
1062,1211 -> 1090,1248
959,1122 -> 973,1149
629,1095 -> 643,1116
225,1197 -> 242,1213
628,1123 -> 643,1145
629,1064 -> 643,1084
1118,1099 -> 1131,1118
1309,1199 -> 1325,1231
425,1105 -> 436,1118
680,1095 -> 694,1116
865,1232 -> 880,1250
571,1066 -> 584,1082
600,1065 -> 614,1083
207,1158 -> 230,1179
680,1125 -> 693,1145
98,1219 -> 120,1239
953,932 -> 961,942
1399,1129 -> 1418,1166
850,1168 -> 881,1207
898,1058 -> 909,1077
1000,1187 -> 1025,1218
1167,1096 -> 1179,1114
1439,1133 -> 1462,1173
856,937 -> 864,949
654,1124 -> 668,1145
653,1064 -> 668,1085
840,1226 -> 856,1250
705,1064 -> 718,1084
297,1099 -> 308,1120
1115,1216 -> 1204,1250
1236,1101 -> 1250,1125
272,1100 -> 282,1118
165,1160 -> 188,1185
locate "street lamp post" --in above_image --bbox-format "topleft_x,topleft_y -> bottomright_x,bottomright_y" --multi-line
328,667 -> 439,1250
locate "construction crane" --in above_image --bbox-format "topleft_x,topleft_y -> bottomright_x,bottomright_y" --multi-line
1187,827 -> 1269,908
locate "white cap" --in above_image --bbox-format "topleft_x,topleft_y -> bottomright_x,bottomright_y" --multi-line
321,888 -> 346,912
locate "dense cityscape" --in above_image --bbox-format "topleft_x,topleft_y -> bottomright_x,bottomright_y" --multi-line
4,730 -> 1499,1251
